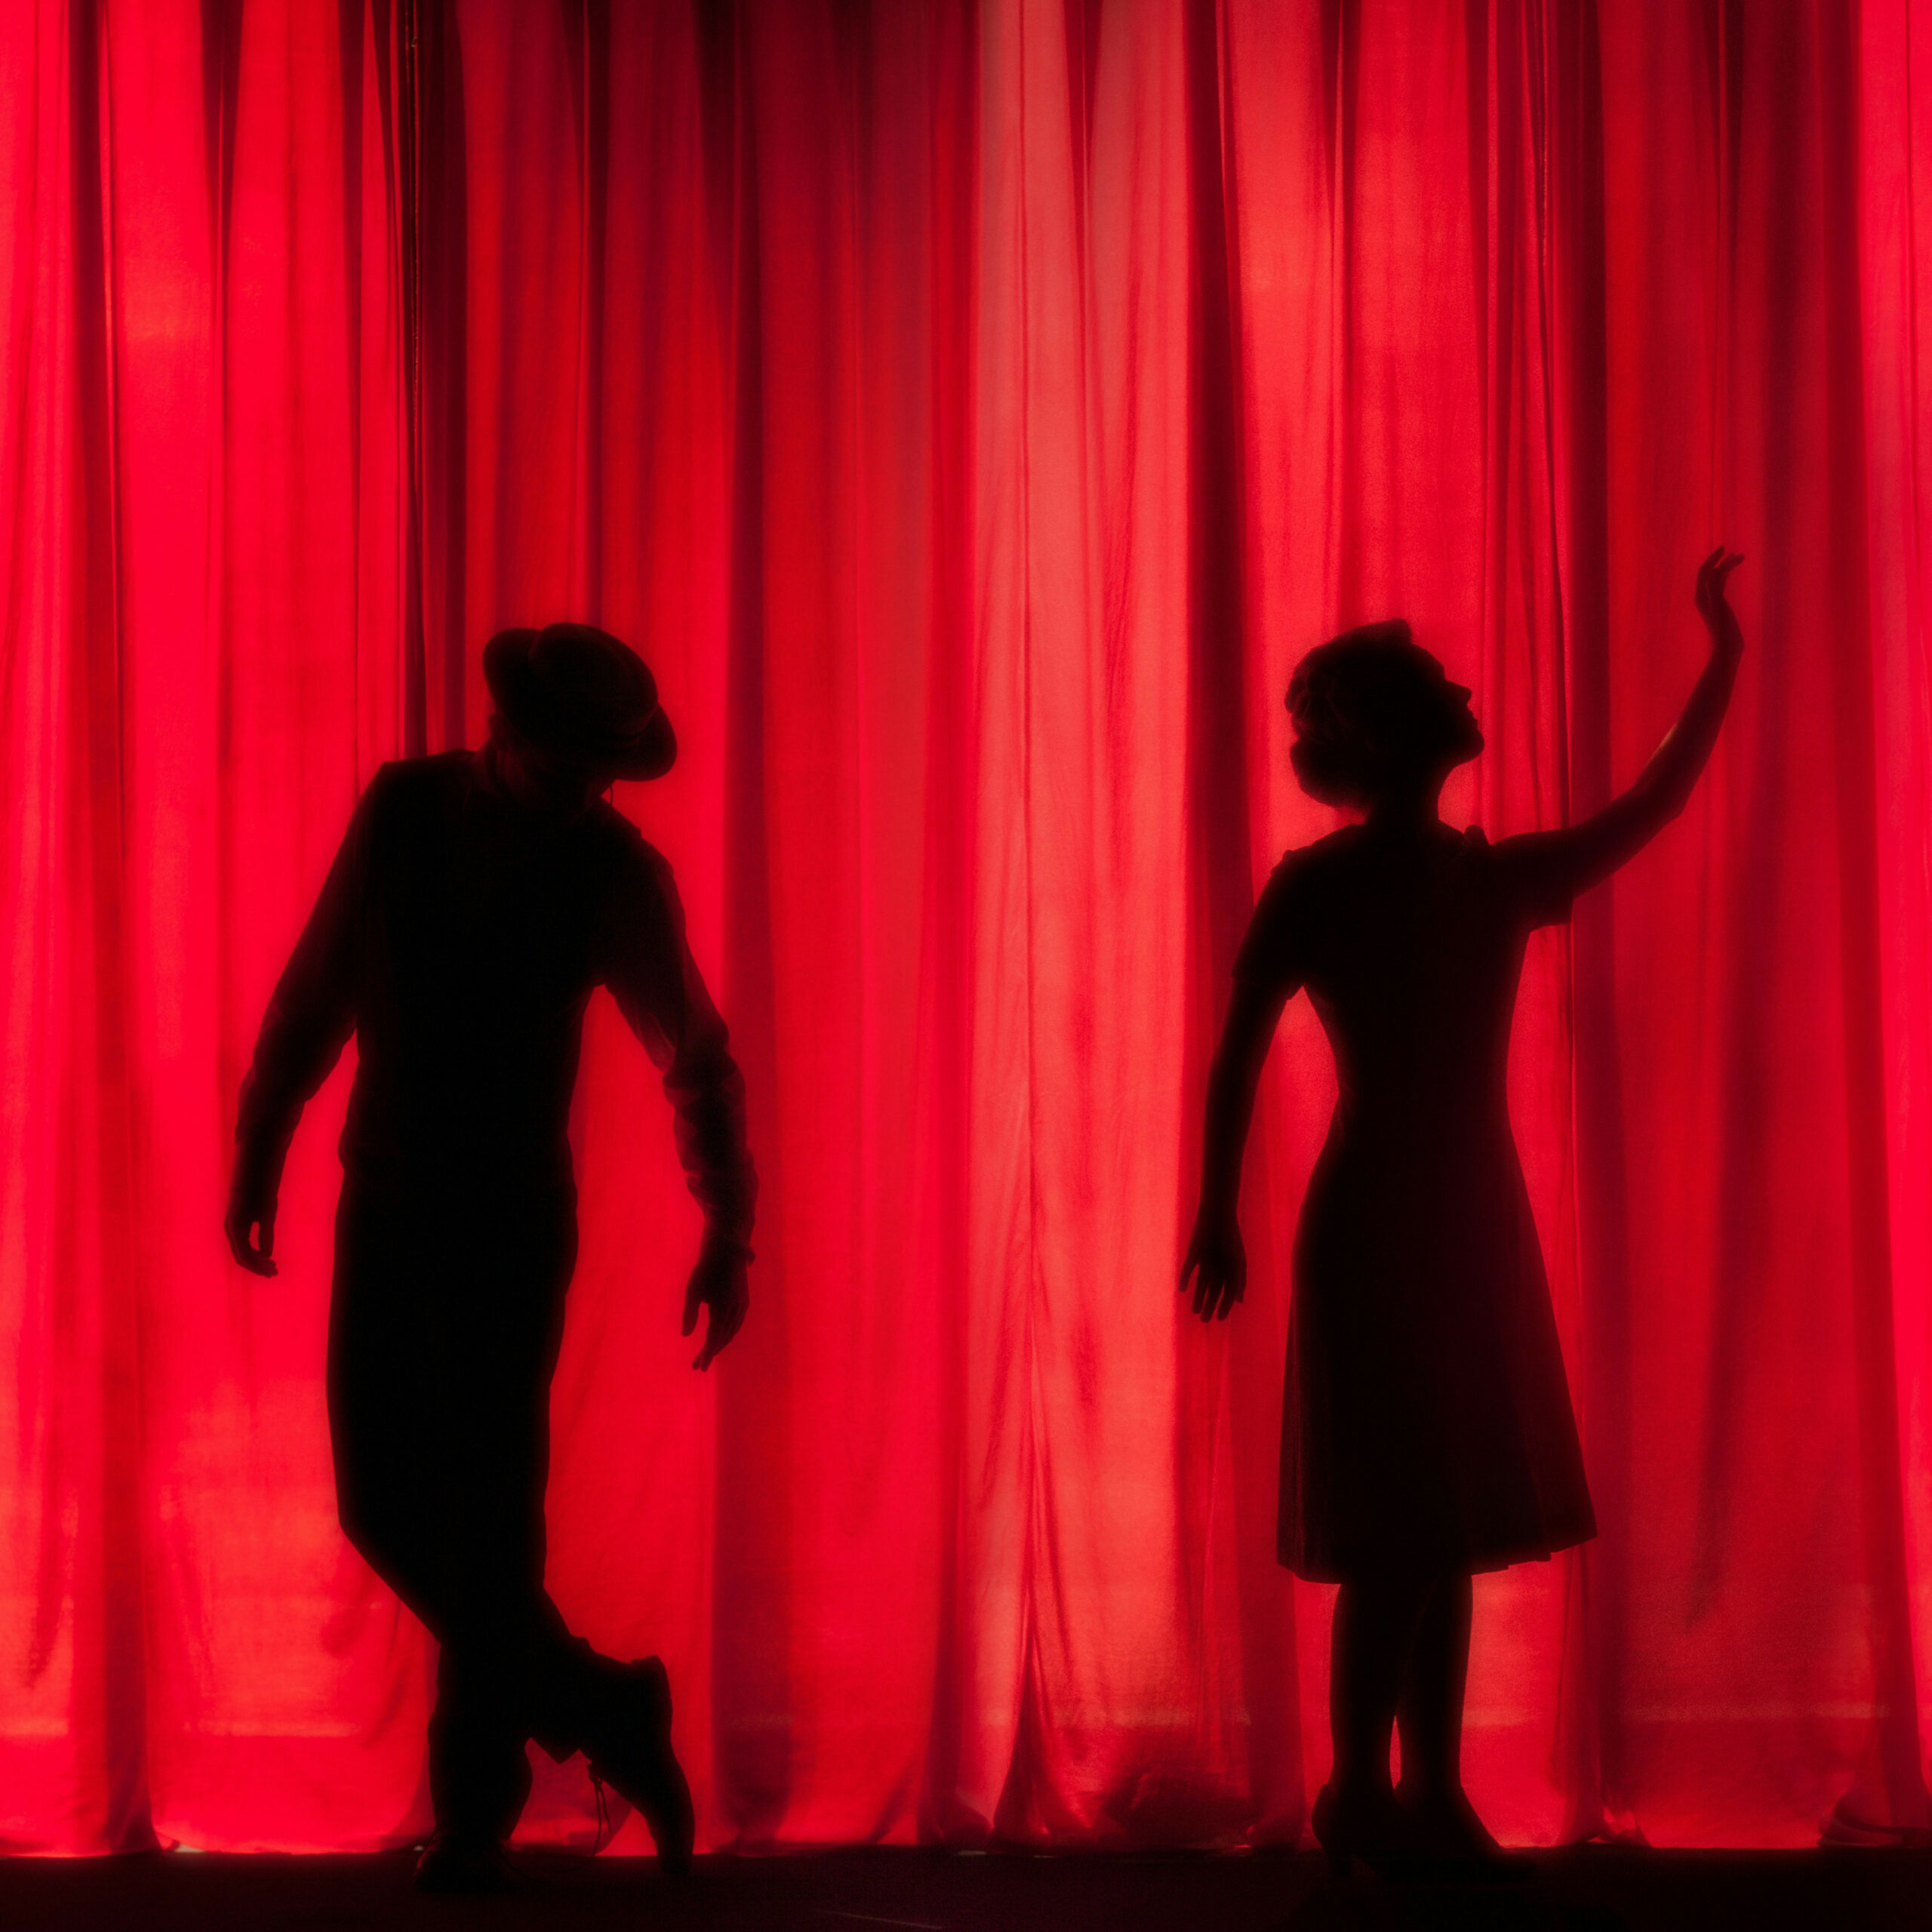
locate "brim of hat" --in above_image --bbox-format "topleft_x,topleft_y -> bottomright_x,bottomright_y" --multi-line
483,629 -> 678,780
608,709 -> 677,780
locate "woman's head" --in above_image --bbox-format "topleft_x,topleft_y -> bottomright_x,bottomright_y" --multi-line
1287,621 -> 1483,809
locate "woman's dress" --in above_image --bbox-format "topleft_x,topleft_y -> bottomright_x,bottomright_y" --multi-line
1234,823 -> 1596,1582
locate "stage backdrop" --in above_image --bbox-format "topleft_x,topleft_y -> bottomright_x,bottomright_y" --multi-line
5,0 -> 1931,1855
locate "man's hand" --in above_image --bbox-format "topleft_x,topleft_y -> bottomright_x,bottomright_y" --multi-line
1179,1208 -> 1245,1322
682,1240 -> 749,1370
224,1174 -> 280,1278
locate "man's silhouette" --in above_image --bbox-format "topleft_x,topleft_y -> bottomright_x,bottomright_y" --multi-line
225,624 -> 755,1893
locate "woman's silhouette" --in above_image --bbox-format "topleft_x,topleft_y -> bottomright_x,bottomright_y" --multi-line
1182,549 -> 1745,1878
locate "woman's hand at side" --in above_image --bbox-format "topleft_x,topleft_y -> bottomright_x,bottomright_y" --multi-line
1182,970 -> 1287,1324
1180,1208 -> 1247,1321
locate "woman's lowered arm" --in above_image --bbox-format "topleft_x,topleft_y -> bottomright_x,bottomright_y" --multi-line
1180,970 -> 1292,1323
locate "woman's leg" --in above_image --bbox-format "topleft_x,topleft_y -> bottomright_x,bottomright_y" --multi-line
1393,1570 -> 1524,1864
1328,1569 -> 1433,1804
1395,1570 -> 1472,1803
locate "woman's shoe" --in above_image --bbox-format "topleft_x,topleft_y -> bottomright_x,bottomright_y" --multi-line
1309,1781 -> 1411,1879
1394,1783 -> 1534,1881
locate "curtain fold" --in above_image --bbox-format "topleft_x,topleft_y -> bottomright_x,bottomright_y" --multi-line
3,0 -> 1929,1854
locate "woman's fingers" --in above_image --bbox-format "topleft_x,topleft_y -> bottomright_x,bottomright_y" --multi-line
1698,546 -> 1743,587
1695,549 -> 1744,637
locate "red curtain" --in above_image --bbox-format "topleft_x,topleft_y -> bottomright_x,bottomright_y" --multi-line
4,0 -> 1930,1855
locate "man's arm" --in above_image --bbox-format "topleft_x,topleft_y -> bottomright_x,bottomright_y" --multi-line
601,840 -> 757,1368
225,777 -> 378,1275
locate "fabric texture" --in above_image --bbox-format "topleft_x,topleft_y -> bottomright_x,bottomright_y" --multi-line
5,0 -> 1932,1857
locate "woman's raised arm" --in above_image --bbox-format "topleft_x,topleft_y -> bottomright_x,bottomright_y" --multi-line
1513,547 -> 1745,902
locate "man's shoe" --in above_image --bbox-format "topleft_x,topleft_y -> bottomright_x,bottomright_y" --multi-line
414,1829 -> 517,1894
582,1655 -> 696,1875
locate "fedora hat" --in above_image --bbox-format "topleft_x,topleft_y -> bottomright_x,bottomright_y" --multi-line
482,623 -> 676,780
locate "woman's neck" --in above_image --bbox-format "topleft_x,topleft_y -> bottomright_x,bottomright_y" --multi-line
1363,783 -> 1450,840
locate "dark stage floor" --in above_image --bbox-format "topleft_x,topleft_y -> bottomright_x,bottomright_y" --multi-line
3,1844 -> 1927,1932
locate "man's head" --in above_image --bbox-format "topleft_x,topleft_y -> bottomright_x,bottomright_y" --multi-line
482,623 -> 675,813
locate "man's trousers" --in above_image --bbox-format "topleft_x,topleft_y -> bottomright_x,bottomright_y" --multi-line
327,1176 -> 601,1840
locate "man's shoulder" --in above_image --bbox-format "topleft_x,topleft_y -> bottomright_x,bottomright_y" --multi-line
355,751 -> 472,826
372,749 -> 471,790
586,800 -> 681,903
587,798 -> 666,865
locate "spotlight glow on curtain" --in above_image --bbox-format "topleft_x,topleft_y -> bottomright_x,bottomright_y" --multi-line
4,0 -> 1930,1855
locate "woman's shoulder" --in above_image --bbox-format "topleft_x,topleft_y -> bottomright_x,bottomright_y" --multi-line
1255,824 -> 1367,914
1267,823 -> 1362,882
1464,822 -> 1577,928
1235,829 -> 1358,983
1267,819 -> 1375,900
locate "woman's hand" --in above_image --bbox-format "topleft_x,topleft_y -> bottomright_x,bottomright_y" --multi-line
1180,1208 -> 1247,1321
1525,544 -> 1746,900
1694,545 -> 1745,666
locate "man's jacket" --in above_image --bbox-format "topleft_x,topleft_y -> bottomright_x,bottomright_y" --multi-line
235,750 -> 755,1247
